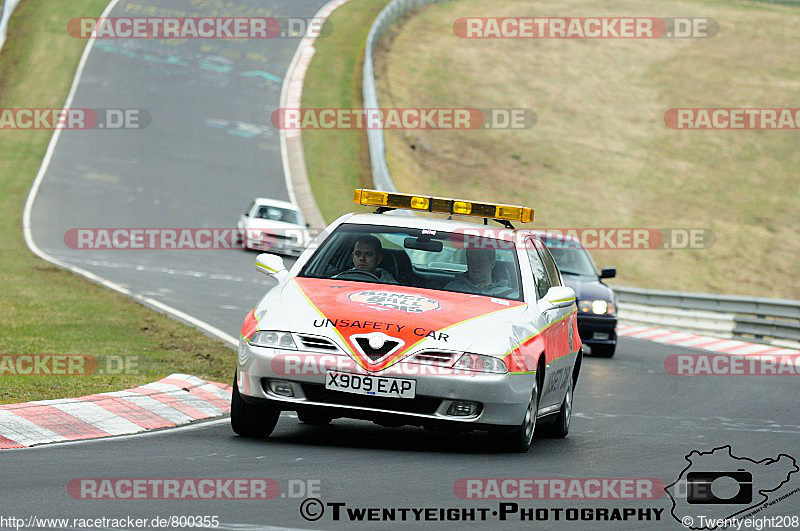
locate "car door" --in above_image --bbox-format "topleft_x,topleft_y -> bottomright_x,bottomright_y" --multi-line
528,237 -> 573,410
520,237 -> 559,410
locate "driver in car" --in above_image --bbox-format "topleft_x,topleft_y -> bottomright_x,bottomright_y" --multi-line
445,247 -> 510,296
343,235 -> 398,284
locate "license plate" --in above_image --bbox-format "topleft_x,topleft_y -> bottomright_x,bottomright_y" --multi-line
593,332 -> 610,340
325,371 -> 416,399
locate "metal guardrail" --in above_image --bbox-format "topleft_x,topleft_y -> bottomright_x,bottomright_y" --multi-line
615,286 -> 800,344
360,1 -> 800,347
363,0 -> 445,192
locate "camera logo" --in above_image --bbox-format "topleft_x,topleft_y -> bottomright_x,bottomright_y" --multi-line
665,446 -> 798,530
686,470 -> 752,505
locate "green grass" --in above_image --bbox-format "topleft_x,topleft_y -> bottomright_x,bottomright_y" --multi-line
0,0 -> 235,404
375,0 -> 800,298
301,0 -> 390,222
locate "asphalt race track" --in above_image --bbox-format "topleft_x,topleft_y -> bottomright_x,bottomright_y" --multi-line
26,0 -> 321,334
9,1 -> 799,530
4,339 -> 798,530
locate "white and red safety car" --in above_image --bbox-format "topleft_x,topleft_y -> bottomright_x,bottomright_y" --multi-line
232,190 -> 582,452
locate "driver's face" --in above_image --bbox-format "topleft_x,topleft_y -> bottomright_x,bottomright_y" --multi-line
352,241 -> 381,272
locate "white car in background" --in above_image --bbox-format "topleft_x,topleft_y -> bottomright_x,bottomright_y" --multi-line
237,198 -> 310,256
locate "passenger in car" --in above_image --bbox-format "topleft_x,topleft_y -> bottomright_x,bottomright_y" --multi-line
444,248 -> 510,296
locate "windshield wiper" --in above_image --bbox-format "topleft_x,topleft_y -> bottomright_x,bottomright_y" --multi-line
558,269 -> 585,276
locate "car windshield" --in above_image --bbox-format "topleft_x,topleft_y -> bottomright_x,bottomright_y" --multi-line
542,238 -> 597,277
254,205 -> 300,224
299,223 -> 523,301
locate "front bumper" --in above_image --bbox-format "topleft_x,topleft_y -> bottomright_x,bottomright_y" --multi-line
236,343 -> 535,428
245,237 -> 304,256
577,313 -> 617,345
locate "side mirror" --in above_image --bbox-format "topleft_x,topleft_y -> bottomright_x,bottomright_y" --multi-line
543,286 -> 576,309
600,267 -> 616,279
255,253 -> 288,281
305,222 -> 311,228
243,211 -> 249,217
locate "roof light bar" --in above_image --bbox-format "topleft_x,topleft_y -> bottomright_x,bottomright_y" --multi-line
353,189 -> 534,223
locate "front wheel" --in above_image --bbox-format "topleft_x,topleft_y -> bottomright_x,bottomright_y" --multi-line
230,374 -> 279,438
489,380 -> 539,453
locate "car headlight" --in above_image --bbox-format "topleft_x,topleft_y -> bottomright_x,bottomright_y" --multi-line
578,300 -> 616,315
452,353 -> 507,374
248,331 -> 297,350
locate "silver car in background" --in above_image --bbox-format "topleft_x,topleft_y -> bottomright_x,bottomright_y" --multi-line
237,197 -> 310,256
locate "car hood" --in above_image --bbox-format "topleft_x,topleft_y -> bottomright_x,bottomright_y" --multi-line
562,275 -> 614,301
246,277 -> 527,371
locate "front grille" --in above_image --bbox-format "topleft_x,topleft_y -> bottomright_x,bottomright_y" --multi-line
301,384 -> 441,414
297,334 -> 339,352
354,337 -> 400,361
410,351 -> 457,365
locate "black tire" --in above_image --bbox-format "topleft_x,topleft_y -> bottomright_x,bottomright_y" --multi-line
489,380 -> 539,453
543,376 -> 573,438
297,410 -> 332,425
592,343 -> 616,358
230,374 -> 279,438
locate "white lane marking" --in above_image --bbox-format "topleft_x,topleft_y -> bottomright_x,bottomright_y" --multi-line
15,0 -> 332,449
0,411 -> 66,446
20,0 -> 239,349
0,0 -> 23,52
281,0 -> 352,211
51,401 -> 145,436
66,257 -> 270,286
